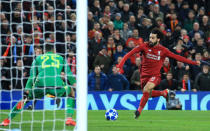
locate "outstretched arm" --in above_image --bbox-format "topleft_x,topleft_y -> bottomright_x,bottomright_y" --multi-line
64,59 -> 76,85
117,46 -> 143,69
165,48 -> 199,66
25,59 -> 38,91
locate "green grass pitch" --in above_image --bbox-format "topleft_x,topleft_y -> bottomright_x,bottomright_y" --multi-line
0,110 -> 210,131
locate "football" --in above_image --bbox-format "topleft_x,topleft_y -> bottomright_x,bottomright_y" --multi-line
105,109 -> 118,120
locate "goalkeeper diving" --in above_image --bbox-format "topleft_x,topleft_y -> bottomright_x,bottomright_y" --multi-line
0,43 -> 76,126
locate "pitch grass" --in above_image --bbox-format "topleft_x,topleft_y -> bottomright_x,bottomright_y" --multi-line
1,110 -> 210,131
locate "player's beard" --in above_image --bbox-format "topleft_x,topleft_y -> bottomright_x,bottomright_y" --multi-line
148,41 -> 158,47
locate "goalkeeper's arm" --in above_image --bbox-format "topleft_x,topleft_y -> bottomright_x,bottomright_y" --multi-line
25,59 -> 38,93
64,59 -> 76,86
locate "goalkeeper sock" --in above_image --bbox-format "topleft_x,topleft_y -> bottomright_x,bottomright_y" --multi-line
8,100 -> 26,120
151,90 -> 163,98
66,98 -> 75,118
138,92 -> 149,114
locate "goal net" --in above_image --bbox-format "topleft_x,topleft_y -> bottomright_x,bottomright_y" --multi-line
0,0 -> 87,130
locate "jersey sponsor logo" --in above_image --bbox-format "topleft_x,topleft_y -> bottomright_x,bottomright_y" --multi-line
150,77 -> 156,81
146,53 -> 160,60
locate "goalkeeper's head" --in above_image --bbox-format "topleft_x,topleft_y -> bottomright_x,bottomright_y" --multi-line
45,43 -> 56,53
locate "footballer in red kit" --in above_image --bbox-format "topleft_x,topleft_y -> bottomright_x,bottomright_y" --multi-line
117,28 -> 200,119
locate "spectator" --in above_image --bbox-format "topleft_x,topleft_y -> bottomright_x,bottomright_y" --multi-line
11,59 -> 28,89
88,65 -> 108,91
107,65 -> 129,91
162,29 -> 175,48
130,57 -> 141,90
200,15 -> 209,39
194,65 -> 210,91
138,18 -> 153,41
0,59 -> 11,90
106,36 -> 117,57
93,46 -> 112,74
159,72 -> 179,91
113,29 -> 125,46
166,91 -> 182,110
180,73 -> 197,92
166,12 -> 181,33
113,13 -> 123,30
188,22 -> 204,39
88,11 -> 94,31
150,4 -> 164,21
193,38 -> 207,55
160,57 -> 173,79
183,10 -> 198,32
173,61 -> 189,83
126,29 -> 143,47
127,15 -> 138,31
120,23 -> 132,42
189,53 -> 202,80
113,44 -> 126,62
120,3 -> 133,23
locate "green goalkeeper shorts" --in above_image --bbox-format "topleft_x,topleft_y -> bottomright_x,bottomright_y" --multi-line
28,86 -> 71,99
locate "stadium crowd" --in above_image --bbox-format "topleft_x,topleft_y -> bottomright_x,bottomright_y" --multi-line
0,0 -> 210,92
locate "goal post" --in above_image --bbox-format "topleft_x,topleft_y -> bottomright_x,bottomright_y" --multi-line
76,0 -> 88,131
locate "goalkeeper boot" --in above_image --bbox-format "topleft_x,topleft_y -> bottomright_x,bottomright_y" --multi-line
163,89 -> 169,102
66,117 -> 76,126
0,118 -> 10,126
134,110 -> 140,119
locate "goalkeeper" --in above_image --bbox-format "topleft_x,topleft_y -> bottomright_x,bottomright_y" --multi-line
1,43 -> 76,126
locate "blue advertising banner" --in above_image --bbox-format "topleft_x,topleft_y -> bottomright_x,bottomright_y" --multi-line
0,91 -> 210,110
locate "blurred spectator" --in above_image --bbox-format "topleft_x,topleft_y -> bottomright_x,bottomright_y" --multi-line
113,13 -> 123,30
88,22 -> 103,40
106,36 -> 116,57
0,59 -> 11,90
150,4 -> 164,22
160,57 -> 173,79
11,59 -> 28,89
173,61 -> 189,83
89,0 -> 101,20
88,65 -> 108,91
107,65 -> 129,91
136,7 -> 147,26
178,1 -> 190,22
130,57 -> 141,90
88,11 -> 94,31
93,46 -> 112,74
193,38 -> 207,55
127,15 -> 138,31
113,44 -> 126,62
183,10 -> 198,32
126,29 -> 143,47
160,72 -> 179,91
138,18 -> 153,41
166,12 -> 181,33
188,22 -> 204,39
120,23 -> 132,42
166,91 -> 182,110
113,29 -> 125,46
180,73 -> 197,92
88,31 -> 105,70
120,3 -> 133,23
194,65 -> 210,91
189,53 -> 202,80
162,29 -> 175,48
200,15 -> 209,39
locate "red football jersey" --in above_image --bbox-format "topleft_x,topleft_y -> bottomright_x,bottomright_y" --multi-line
118,43 -> 197,77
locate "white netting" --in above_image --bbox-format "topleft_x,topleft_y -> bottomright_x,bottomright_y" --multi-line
0,0 -> 77,130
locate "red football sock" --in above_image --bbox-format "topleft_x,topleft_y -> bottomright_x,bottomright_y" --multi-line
151,90 -> 163,98
138,92 -> 149,113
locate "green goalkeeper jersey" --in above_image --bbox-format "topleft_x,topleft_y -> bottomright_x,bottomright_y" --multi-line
25,52 -> 76,90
